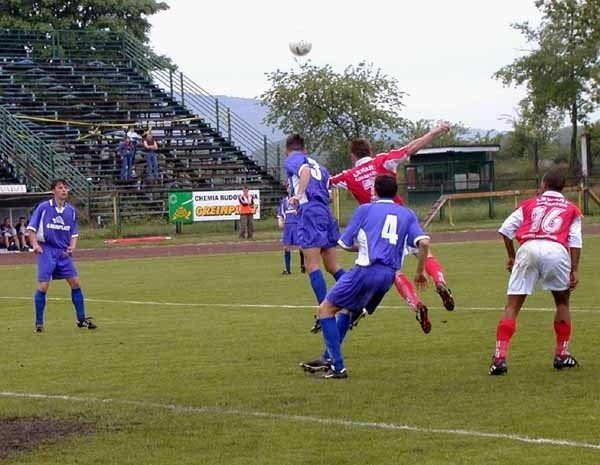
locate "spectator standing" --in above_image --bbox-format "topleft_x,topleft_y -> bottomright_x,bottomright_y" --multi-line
238,186 -> 255,239
116,136 -> 135,181
142,132 -> 159,182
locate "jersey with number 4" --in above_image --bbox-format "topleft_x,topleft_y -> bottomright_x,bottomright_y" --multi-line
338,199 -> 429,270
499,191 -> 582,249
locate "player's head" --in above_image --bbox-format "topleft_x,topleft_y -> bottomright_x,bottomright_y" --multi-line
350,139 -> 372,162
374,175 -> 397,199
542,169 -> 566,192
50,179 -> 70,201
285,134 -> 305,154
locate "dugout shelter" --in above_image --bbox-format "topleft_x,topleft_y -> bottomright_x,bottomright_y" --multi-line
404,145 -> 499,204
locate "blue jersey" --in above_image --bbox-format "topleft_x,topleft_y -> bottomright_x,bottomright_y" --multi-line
285,151 -> 331,206
277,197 -> 299,225
27,199 -> 79,250
338,200 -> 428,270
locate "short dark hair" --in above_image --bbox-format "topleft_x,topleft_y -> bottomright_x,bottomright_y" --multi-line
374,175 -> 397,199
50,179 -> 68,190
543,169 -> 566,192
350,139 -> 372,159
286,134 -> 305,152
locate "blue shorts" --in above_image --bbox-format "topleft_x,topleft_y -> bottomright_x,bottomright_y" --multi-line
298,203 -> 339,249
282,223 -> 300,246
37,246 -> 78,282
326,264 -> 396,314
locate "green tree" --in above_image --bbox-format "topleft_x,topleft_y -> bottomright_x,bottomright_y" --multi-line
494,0 -> 600,171
260,61 -> 407,172
0,0 -> 168,43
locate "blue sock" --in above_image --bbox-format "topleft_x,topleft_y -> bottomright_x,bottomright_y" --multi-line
34,290 -> 46,326
322,312 -> 351,360
320,316 -> 344,371
284,251 -> 291,273
309,270 -> 328,304
333,269 -> 346,281
71,288 -> 86,322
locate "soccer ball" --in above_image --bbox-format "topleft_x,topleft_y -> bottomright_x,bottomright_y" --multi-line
289,40 -> 312,57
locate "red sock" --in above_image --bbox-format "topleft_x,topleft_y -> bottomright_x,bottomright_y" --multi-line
554,321 -> 571,357
425,256 -> 446,286
394,274 -> 421,310
494,319 -> 516,360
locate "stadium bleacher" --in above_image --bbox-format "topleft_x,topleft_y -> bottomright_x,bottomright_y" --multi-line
0,29 -> 287,221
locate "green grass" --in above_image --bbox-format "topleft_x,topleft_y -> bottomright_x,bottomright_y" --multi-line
1,237 -> 600,464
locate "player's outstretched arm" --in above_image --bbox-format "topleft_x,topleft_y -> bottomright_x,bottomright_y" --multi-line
405,122 -> 451,157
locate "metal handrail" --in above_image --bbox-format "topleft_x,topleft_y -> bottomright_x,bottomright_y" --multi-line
120,33 -> 283,180
0,106 -> 90,195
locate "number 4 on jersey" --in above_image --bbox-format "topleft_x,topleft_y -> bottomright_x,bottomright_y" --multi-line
381,214 -> 398,244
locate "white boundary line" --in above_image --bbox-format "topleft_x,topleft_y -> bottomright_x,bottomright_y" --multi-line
0,391 -> 599,451
1,296 -> 599,313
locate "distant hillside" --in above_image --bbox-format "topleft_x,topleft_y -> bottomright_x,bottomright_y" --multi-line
215,95 -> 502,143
215,95 -> 283,140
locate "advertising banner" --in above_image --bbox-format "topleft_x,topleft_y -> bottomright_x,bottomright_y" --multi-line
168,190 -> 260,223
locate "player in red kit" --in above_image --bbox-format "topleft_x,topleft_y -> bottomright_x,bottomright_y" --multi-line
329,123 -> 453,334
489,169 -> 582,375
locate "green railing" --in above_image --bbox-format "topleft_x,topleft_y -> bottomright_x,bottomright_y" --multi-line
0,106 -> 91,195
120,33 -> 284,181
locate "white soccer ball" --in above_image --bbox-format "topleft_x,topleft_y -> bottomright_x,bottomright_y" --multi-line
289,40 -> 312,57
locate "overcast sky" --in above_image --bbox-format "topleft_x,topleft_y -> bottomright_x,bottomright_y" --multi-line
149,0 -> 545,131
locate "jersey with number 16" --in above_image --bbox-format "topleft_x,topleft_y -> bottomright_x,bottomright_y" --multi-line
338,199 -> 429,270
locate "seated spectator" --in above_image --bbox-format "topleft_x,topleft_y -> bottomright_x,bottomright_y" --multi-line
1,217 -> 18,251
15,216 -> 30,251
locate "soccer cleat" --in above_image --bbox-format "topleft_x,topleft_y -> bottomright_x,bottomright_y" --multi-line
34,325 -> 44,333
553,354 -> 579,370
322,367 -> 348,379
282,270 -> 291,275
436,284 -> 455,311
415,303 -> 432,334
349,308 -> 368,330
300,265 -> 306,274
310,316 -> 321,334
77,318 -> 97,330
299,358 -> 331,373
489,358 -> 508,376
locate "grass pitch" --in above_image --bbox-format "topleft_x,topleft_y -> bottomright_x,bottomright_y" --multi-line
1,236 -> 600,464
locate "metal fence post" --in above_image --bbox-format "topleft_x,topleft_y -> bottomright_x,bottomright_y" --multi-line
169,70 -> 174,100
263,136 -> 268,172
215,99 -> 220,133
276,144 -> 281,182
227,108 -> 231,141
179,72 -> 185,106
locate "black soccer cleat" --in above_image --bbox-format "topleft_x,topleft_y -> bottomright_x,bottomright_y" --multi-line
34,324 -> 44,333
436,284 -> 455,311
553,354 -> 579,370
415,303 -> 432,334
299,358 -> 331,374
77,317 -> 97,330
310,316 -> 321,334
349,308 -> 368,330
489,358 -> 508,376
281,270 -> 291,275
322,367 -> 348,379
300,265 -> 306,274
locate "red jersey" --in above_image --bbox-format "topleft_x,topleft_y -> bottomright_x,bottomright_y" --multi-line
329,147 -> 409,205
511,192 -> 582,249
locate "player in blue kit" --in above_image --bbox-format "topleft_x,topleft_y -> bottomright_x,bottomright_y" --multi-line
27,179 -> 97,332
300,175 -> 430,379
285,134 -> 345,303
277,195 -> 305,274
